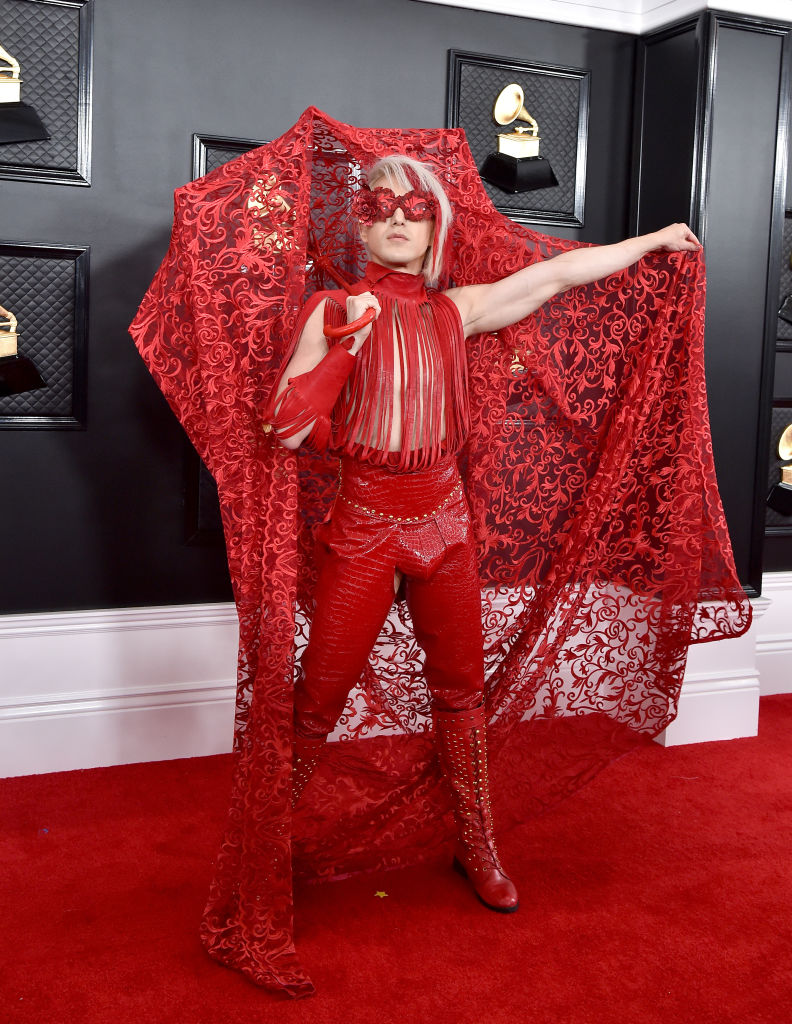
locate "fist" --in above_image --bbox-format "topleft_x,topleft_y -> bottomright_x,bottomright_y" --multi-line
657,223 -> 702,252
345,291 -> 381,353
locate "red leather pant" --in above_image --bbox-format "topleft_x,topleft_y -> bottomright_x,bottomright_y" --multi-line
295,454 -> 485,739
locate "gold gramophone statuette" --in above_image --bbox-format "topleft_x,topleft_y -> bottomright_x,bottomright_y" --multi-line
779,423 -> 792,462
0,304 -> 19,358
480,83 -> 558,194
493,84 -> 542,159
0,303 -> 46,395
767,423 -> 792,516
0,43 -> 21,103
0,41 -> 50,142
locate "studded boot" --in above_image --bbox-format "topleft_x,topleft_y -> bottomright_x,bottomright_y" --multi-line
291,733 -> 326,806
434,703 -> 519,913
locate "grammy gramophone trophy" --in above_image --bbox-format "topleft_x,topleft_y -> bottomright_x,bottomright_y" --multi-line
480,83 -> 558,194
768,424 -> 792,517
0,304 -> 46,397
0,42 -> 49,145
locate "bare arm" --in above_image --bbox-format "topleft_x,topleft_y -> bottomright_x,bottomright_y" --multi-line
446,223 -> 702,338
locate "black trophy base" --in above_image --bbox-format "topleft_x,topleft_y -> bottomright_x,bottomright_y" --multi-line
0,355 -> 46,397
480,152 -> 558,194
767,482 -> 792,517
0,102 -> 50,145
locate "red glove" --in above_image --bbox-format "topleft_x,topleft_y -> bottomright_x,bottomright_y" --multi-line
269,344 -> 356,449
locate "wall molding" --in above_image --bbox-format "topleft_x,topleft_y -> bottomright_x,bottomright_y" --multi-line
411,0 -> 792,34
1,577 -> 789,777
0,602 -> 238,778
1,678 -> 233,721
755,571 -> 792,695
0,602 -> 237,639
657,662 -> 761,746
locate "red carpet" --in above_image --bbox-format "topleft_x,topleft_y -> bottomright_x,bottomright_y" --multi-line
3,695 -> 791,1024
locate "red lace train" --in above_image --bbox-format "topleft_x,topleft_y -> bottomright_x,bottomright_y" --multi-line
129,107 -> 751,998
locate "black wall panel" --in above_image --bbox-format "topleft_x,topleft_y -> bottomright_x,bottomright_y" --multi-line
633,13 -> 791,593
633,22 -> 699,233
0,0 -> 636,613
703,21 -> 788,590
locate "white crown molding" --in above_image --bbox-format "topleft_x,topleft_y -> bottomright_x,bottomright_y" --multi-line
0,678 -> 234,721
413,0 -> 792,34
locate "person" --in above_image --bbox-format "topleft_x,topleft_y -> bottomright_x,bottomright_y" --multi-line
266,153 -> 701,916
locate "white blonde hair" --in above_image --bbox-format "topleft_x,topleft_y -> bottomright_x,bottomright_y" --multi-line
365,154 -> 453,287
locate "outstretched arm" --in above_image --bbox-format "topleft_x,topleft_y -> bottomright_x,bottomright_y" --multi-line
446,223 -> 701,338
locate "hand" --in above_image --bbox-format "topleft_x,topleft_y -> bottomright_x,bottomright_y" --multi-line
653,223 -> 702,252
345,292 -> 380,354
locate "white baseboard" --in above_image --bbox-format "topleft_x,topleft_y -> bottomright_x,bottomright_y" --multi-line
1,573 -> 789,776
755,572 -> 792,696
0,604 -> 238,777
656,669 -> 761,746
656,601 -> 765,747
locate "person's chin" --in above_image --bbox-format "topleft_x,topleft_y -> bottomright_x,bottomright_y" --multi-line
382,246 -> 420,265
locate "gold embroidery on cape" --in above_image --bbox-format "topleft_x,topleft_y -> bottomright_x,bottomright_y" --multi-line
247,175 -> 296,254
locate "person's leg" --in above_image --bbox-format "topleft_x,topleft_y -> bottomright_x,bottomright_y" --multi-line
403,523 -> 484,712
292,538 -> 396,804
296,544 -> 397,739
433,702 -> 519,912
405,515 -> 519,913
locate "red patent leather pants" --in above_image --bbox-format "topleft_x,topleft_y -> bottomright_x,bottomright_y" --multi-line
295,455 -> 485,739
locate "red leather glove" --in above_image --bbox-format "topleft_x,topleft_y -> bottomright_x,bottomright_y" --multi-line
269,344 -> 356,448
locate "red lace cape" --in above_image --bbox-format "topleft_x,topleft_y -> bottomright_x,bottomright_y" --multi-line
129,107 -> 751,998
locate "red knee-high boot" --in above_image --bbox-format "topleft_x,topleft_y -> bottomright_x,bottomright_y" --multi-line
434,704 -> 519,913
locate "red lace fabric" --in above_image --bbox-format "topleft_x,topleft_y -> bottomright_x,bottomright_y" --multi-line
129,107 -> 751,998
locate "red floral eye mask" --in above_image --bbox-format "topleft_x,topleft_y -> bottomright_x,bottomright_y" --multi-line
351,185 -> 437,224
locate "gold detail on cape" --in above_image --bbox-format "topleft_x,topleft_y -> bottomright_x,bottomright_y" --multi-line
247,174 -> 295,254
510,348 -> 529,375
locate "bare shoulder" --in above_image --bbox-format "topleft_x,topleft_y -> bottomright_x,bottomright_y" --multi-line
442,283 -> 481,319
443,283 -> 473,305
442,281 -> 500,338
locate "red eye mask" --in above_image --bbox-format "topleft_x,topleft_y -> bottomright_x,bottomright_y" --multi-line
351,185 -> 437,224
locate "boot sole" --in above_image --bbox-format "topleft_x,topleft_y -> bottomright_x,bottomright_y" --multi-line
453,857 -> 520,914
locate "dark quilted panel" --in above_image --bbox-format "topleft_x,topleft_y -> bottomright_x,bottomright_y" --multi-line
205,144 -> 250,175
0,0 -> 88,178
450,54 -> 588,223
0,250 -> 82,421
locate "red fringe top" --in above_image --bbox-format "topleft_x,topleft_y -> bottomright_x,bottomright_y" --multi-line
324,262 -> 470,471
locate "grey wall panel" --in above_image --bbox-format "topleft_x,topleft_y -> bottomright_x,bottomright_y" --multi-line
0,0 -> 636,613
